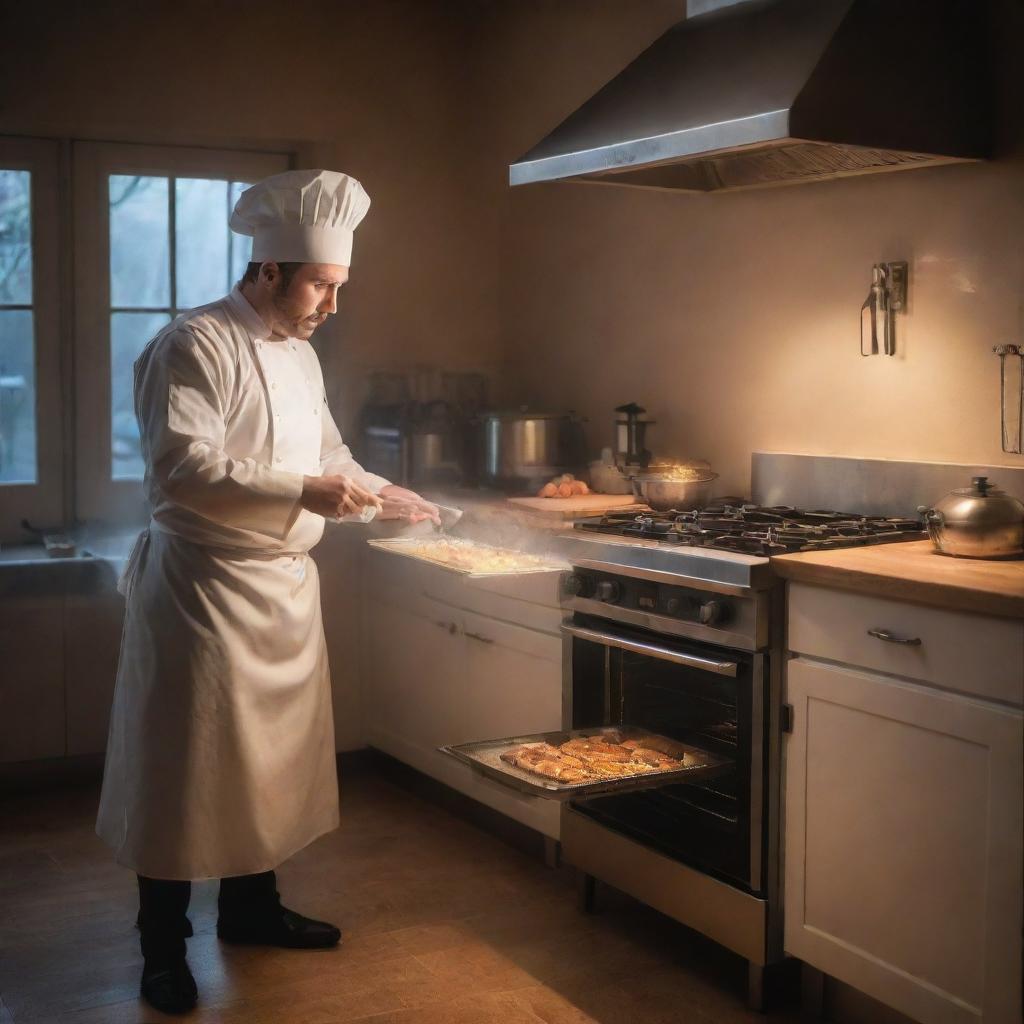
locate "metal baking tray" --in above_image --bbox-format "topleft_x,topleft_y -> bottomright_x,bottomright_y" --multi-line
366,537 -> 568,578
440,727 -> 730,801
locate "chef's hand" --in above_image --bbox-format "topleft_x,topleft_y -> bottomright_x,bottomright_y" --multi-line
301,474 -> 384,519
377,484 -> 441,525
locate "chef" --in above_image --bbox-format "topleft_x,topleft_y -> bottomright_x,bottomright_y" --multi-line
96,169 -> 437,1015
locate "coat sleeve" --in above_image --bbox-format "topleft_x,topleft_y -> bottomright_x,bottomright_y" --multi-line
137,327 -> 304,539
319,398 -> 391,493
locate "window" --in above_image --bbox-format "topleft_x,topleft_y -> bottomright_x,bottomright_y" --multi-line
0,138 -> 63,540
0,139 -> 289,540
74,142 -> 289,525
0,167 -> 35,484
107,174 -> 254,480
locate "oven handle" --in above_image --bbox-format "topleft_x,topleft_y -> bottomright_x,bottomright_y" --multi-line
561,623 -> 738,677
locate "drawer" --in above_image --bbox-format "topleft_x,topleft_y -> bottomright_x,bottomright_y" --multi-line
788,583 -> 1024,706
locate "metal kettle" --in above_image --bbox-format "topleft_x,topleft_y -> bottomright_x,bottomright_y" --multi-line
918,476 -> 1024,559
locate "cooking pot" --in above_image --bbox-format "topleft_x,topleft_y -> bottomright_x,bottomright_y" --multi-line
632,473 -> 717,511
479,410 -> 585,493
918,476 -> 1024,559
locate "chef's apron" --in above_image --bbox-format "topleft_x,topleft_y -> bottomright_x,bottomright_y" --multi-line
96,335 -> 339,881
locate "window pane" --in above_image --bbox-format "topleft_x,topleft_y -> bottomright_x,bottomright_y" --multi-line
111,311 -> 170,480
0,169 -> 32,305
110,175 -> 169,308
176,177 -> 229,308
0,310 -> 36,484
229,181 -> 252,286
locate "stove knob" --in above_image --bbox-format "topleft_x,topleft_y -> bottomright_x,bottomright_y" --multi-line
665,597 -> 684,616
698,600 -> 724,626
595,580 -> 622,603
564,574 -> 592,599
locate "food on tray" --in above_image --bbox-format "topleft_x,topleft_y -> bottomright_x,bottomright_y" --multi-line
641,459 -> 714,482
387,537 -> 561,575
501,743 -> 591,782
499,731 -> 693,785
535,473 -> 590,498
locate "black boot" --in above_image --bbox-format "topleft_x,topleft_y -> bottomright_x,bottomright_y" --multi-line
137,876 -> 198,1014
217,870 -> 341,949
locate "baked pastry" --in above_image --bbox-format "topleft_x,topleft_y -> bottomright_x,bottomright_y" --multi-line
499,734 -> 689,785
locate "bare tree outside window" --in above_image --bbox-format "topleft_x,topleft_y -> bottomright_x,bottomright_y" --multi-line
108,174 -> 252,479
0,169 -> 36,484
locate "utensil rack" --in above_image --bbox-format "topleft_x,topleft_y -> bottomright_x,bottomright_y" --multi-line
860,261 -> 908,357
994,344 -> 1024,454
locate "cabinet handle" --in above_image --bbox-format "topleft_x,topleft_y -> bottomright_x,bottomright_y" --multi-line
867,628 -> 922,646
464,631 -> 494,645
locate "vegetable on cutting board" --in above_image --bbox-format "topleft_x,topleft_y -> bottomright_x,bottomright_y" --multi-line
537,473 -> 590,498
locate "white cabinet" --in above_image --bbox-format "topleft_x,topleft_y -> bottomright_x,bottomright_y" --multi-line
784,586 -> 1024,1024
0,595 -> 65,763
361,556 -> 563,839
461,608 -> 563,741
364,591 -> 467,762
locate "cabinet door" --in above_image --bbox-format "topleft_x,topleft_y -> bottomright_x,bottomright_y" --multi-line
363,594 -> 464,771
0,597 -> 65,762
784,657 -> 1023,1024
460,610 -> 562,741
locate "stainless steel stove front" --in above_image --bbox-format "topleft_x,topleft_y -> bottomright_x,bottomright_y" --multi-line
555,542 -> 785,1010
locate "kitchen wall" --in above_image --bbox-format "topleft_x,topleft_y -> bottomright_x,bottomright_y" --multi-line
0,0 -> 504,433
472,0 -> 1024,498
0,0 -> 503,754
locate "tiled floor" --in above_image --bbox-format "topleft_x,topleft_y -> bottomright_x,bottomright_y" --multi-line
0,767 -> 801,1023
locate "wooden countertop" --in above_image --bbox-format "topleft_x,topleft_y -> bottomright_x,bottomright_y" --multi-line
771,540 -> 1024,619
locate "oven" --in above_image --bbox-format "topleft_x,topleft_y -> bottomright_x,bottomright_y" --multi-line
440,538 -> 785,1007
564,613 -> 766,892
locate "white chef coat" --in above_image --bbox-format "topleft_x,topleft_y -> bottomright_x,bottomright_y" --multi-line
96,287 -> 388,880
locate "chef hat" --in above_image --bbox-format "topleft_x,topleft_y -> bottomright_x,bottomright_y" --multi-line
230,169 -> 370,267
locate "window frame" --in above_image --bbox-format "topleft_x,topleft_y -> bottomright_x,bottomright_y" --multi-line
72,141 -> 290,526
0,137 -> 64,543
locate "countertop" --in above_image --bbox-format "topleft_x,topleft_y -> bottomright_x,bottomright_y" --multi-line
771,539 -> 1024,619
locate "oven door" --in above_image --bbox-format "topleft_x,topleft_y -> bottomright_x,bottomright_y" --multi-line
564,612 -> 767,894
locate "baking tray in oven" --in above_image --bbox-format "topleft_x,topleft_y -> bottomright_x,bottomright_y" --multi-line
439,727 -> 730,801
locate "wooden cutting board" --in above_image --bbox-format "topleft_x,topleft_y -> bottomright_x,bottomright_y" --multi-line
507,494 -> 640,519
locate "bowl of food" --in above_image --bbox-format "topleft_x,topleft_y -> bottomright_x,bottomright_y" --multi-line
631,460 -> 717,511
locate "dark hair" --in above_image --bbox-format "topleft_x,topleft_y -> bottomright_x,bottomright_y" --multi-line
241,261 -> 303,287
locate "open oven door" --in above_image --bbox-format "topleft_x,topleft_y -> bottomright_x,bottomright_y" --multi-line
439,612 -> 764,891
439,617 -> 738,802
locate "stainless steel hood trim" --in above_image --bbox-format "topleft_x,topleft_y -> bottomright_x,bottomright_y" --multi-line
509,110 -> 790,186
509,0 -> 989,193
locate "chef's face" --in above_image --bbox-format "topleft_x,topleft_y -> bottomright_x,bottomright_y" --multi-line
266,262 -> 349,341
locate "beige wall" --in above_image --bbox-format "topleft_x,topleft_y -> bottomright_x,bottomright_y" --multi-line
476,0 -> 1024,497
1,0 -> 502,435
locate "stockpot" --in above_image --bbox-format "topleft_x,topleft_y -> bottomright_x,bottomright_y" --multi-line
479,410 -> 585,492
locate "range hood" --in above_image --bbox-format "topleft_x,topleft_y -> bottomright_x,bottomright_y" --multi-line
509,0 -> 989,193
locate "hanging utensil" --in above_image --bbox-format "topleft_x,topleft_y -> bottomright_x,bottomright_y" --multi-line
860,266 -> 884,356
860,262 -> 908,357
994,344 -> 1024,455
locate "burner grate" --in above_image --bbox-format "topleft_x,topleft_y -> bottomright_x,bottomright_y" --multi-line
575,502 -> 924,554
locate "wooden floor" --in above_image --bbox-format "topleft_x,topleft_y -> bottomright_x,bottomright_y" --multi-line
0,765 -> 801,1024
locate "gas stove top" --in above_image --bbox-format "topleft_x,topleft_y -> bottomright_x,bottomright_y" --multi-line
575,500 -> 925,557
